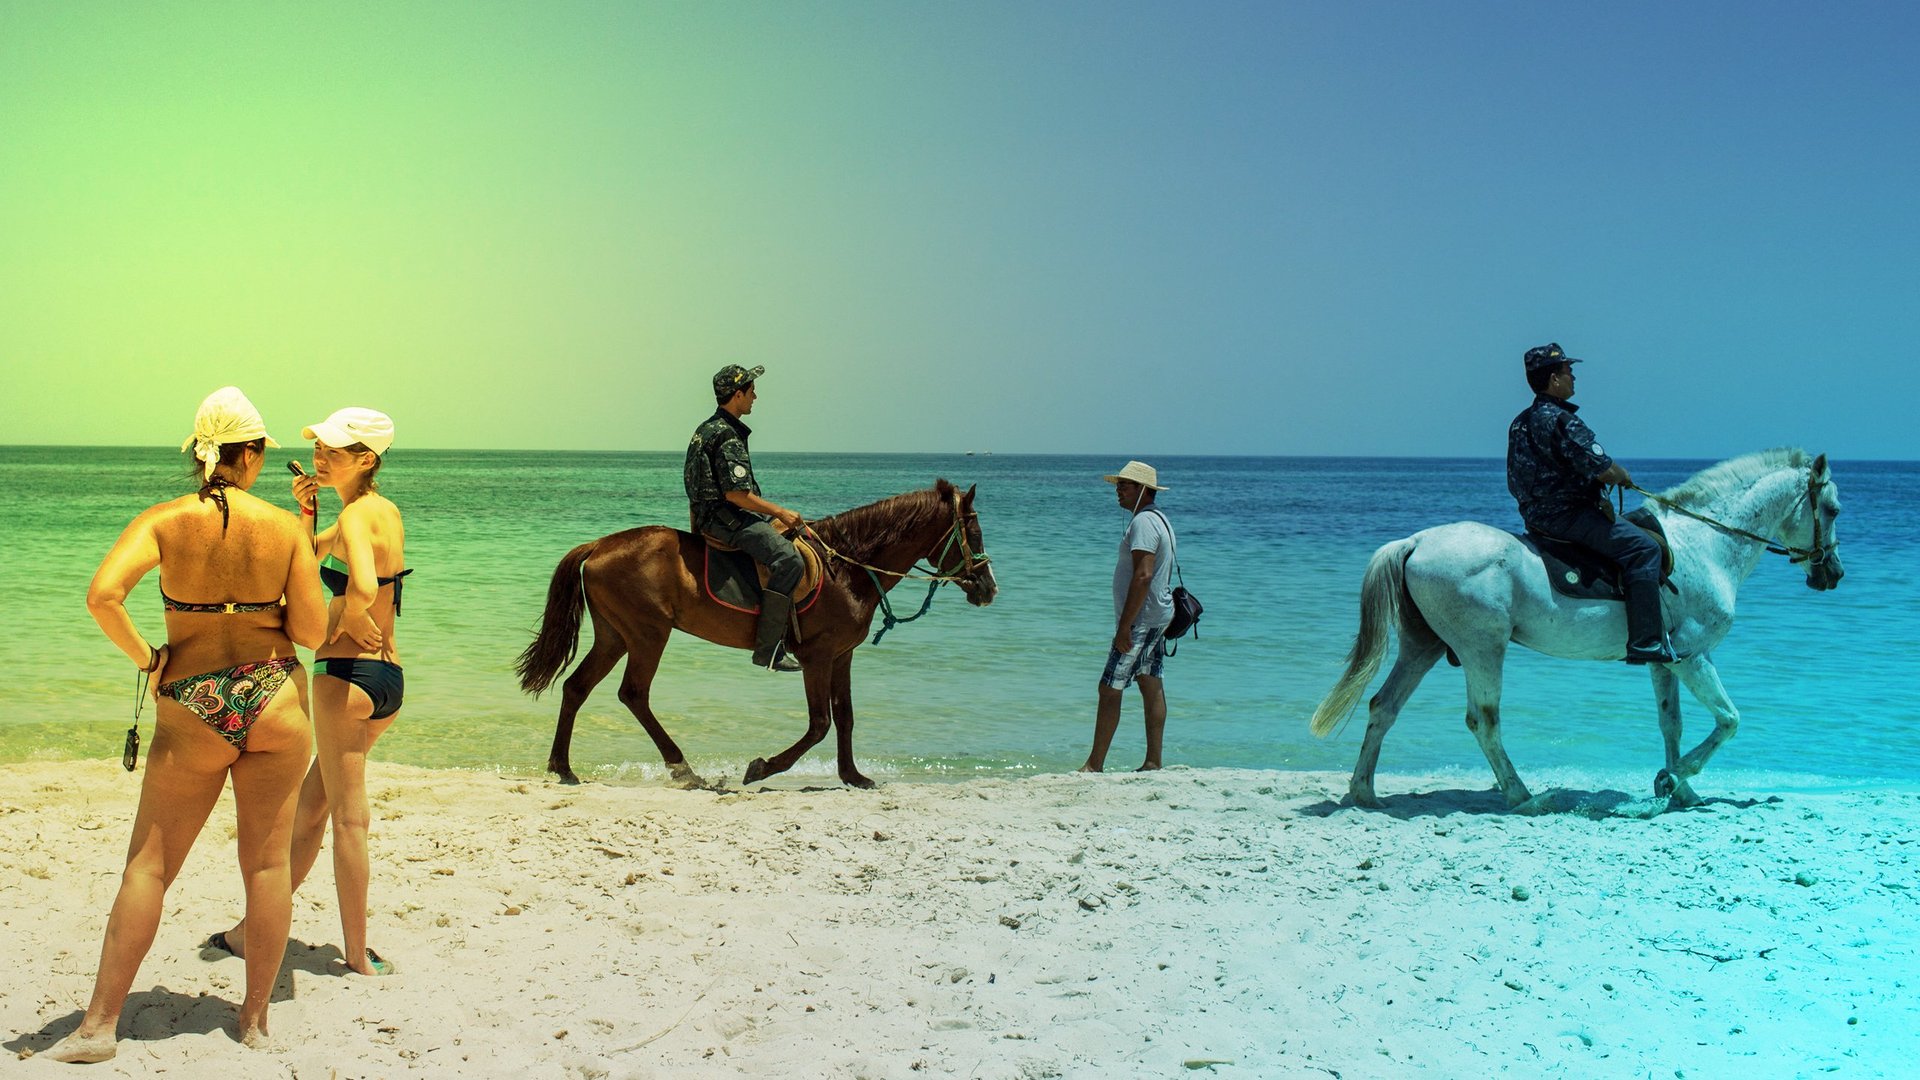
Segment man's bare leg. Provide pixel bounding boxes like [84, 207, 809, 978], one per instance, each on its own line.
[1136, 675, 1166, 770]
[1080, 685, 1126, 772]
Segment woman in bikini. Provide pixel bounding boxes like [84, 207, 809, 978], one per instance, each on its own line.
[212, 407, 406, 977]
[49, 387, 326, 1063]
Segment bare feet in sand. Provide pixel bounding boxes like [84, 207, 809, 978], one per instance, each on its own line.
[43, 1030, 117, 1064]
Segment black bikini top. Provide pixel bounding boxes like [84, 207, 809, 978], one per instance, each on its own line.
[319, 555, 412, 615]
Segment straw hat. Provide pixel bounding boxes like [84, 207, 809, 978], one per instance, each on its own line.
[1101, 460, 1167, 491]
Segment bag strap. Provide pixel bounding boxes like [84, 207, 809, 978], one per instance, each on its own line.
[1143, 507, 1184, 588]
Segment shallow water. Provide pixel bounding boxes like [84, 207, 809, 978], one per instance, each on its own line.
[3, 447, 1915, 789]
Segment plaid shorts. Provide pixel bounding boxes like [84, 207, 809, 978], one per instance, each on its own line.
[1101, 623, 1167, 690]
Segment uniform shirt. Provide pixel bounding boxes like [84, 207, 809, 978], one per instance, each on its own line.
[684, 409, 761, 535]
[1114, 507, 1175, 630]
[1506, 394, 1615, 527]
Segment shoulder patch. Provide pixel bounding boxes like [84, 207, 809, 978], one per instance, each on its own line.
[1591, 444, 1605, 456]
[732, 464, 747, 478]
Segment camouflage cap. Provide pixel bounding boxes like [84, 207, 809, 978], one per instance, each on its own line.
[1523, 342, 1583, 374]
[712, 364, 766, 398]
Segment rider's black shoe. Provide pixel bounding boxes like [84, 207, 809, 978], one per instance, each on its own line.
[1623, 636, 1678, 665]
[752, 591, 803, 672]
[753, 645, 803, 673]
[1622, 579, 1678, 665]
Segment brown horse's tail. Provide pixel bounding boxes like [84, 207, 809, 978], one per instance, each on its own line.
[1310, 536, 1416, 737]
[515, 541, 597, 697]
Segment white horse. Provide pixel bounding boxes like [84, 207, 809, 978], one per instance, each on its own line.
[1311, 449, 1844, 811]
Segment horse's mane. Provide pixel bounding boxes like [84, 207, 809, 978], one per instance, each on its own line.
[1658, 448, 1810, 508]
[811, 479, 958, 559]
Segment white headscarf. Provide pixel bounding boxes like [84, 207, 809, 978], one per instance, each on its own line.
[181, 386, 279, 480]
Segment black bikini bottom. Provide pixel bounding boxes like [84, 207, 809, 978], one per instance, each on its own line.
[319, 659, 405, 721]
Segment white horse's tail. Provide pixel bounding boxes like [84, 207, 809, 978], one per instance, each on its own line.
[1310, 536, 1417, 737]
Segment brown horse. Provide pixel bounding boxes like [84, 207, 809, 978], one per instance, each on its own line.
[515, 479, 996, 789]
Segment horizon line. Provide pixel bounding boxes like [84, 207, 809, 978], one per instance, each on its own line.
[4, 444, 1913, 465]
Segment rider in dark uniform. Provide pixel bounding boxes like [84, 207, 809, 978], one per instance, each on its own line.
[1507, 342, 1677, 664]
[685, 364, 806, 672]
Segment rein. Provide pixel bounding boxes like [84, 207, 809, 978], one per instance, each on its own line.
[803, 492, 991, 644]
[1625, 471, 1829, 565]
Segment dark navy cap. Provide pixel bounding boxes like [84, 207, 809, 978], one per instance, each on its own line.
[713, 364, 766, 397]
[1523, 342, 1582, 374]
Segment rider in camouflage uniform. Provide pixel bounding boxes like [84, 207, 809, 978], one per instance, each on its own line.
[1507, 342, 1676, 664]
[685, 364, 806, 672]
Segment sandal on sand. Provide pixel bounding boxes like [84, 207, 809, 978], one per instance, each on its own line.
[360, 948, 396, 976]
[202, 931, 237, 958]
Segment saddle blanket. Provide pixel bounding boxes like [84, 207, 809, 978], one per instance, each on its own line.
[698, 534, 825, 615]
[1516, 506, 1675, 602]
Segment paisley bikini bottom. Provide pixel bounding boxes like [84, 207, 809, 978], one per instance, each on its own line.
[157, 657, 301, 750]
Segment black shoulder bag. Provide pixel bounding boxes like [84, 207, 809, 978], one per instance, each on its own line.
[1146, 509, 1202, 652]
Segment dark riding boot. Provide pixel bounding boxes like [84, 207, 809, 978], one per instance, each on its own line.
[1622, 578, 1678, 665]
[753, 591, 803, 672]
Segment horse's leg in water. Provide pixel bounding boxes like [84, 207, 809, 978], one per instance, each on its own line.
[615, 626, 699, 788]
[744, 659, 834, 786]
[827, 650, 872, 789]
[1649, 664, 1701, 807]
[547, 612, 623, 784]
[1657, 653, 1738, 806]
[1459, 645, 1532, 808]
[1349, 635, 1446, 807]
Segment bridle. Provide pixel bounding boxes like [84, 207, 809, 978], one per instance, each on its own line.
[807, 491, 990, 584]
[1626, 468, 1838, 569]
[925, 494, 992, 584]
[804, 491, 993, 643]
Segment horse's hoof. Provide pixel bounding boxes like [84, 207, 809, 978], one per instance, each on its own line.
[743, 758, 771, 785]
[1653, 769, 1676, 798]
[548, 765, 581, 786]
[1664, 776, 1704, 809]
[1348, 787, 1383, 809]
[667, 764, 707, 791]
[842, 773, 876, 790]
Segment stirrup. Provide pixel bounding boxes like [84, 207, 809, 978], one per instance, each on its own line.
[1623, 636, 1678, 665]
[753, 645, 802, 673]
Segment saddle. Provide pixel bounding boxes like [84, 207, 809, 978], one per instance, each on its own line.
[1517, 507, 1676, 601]
[697, 532, 825, 615]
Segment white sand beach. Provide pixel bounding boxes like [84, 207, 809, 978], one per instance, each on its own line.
[4, 761, 1914, 1077]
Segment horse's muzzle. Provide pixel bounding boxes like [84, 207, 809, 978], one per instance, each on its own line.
[962, 566, 998, 606]
[1807, 552, 1844, 591]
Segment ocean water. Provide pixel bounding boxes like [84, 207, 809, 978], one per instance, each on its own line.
[3, 447, 1915, 790]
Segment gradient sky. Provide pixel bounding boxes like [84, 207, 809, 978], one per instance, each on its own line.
[2, 1, 1913, 458]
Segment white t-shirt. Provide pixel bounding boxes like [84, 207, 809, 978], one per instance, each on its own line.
[1114, 507, 1175, 629]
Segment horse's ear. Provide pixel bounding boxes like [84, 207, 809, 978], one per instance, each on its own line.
[962, 484, 977, 510]
[1812, 453, 1830, 481]
[934, 478, 955, 499]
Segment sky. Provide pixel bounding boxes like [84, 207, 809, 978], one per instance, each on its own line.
[1, 1, 1914, 459]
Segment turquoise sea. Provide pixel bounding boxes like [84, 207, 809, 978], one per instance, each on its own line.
[3, 447, 1915, 790]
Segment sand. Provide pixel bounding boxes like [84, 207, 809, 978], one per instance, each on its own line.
[3, 760, 1914, 1078]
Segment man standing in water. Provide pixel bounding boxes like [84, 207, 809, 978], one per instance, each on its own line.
[1081, 460, 1176, 772]
[1507, 342, 1676, 664]
[685, 364, 806, 672]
